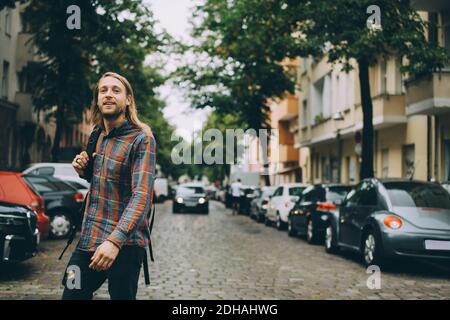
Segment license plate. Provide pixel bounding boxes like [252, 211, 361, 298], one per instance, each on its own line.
[424, 240, 450, 251]
[185, 202, 197, 207]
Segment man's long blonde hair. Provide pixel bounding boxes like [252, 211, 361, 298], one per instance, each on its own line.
[90, 71, 151, 135]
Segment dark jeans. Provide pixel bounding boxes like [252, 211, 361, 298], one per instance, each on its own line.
[61, 246, 146, 300]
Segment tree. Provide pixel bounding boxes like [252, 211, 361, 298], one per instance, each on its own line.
[182, 0, 448, 180]
[22, 0, 165, 162]
[176, 0, 298, 185]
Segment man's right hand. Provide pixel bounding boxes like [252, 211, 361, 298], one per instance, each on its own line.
[72, 151, 90, 176]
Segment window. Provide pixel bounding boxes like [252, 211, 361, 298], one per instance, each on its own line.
[301, 100, 308, 128]
[1, 61, 10, 99]
[380, 58, 387, 95]
[445, 140, 450, 181]
[382, 148, 389, 178]
[357, 182, 378, 207]
[347, 156, 356, 183]
[301, 186, 325, 202]
[326, 186, 352, 203]
[36, 167, 55, 176]
[273, 187, 283, 197]
[288, 187, 306, 197]
[402, 144, 415, 179]
[385, 182, 450, 209]
[428, 12, 438, 47]
[5, 9, 11, 36]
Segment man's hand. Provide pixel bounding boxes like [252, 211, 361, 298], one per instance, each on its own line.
[72, 151, 97, 176]
[89, 240, 120, 271]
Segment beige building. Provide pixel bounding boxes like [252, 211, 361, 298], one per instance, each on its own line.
[0, 3, 93, 171]
[297, 0, 450, 184]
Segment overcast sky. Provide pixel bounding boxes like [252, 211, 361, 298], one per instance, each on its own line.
[144, 0, 211, 142]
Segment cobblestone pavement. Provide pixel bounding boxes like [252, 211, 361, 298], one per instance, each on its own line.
[1, 200, 449, 300]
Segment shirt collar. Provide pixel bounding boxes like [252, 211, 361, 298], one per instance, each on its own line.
[103, 119, 131, 138]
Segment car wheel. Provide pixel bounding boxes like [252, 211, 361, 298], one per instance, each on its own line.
[306, 219, 318, 244]
[172, 204, 179, 213]
[49, 211, 73, 239]
[325, 224, 339, 254]
[288, 217, 297, 237]
[363, 230, 384, 267]
[276, 212, 286, 230]
[264, 215, 271, 226]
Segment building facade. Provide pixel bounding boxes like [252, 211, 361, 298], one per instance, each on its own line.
[0, 3, 93, 171]
[296, 1, 450, 184]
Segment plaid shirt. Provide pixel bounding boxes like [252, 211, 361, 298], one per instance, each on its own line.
[77, 120, 156, 251]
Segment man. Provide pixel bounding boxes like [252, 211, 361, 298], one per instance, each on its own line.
[230, 178, 242, 215]
[62, 72, 156, 300]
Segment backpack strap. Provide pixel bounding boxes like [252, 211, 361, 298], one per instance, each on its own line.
[142, 188, 156, 285]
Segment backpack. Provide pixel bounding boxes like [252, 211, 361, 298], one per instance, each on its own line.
[58, 127, 156, 285]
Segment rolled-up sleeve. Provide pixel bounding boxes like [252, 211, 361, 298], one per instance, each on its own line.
[107, 132, 156, 249]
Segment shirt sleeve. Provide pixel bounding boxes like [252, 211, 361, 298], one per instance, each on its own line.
[107, 132, 156, 249]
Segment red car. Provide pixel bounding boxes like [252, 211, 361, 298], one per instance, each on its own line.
[0, 172, 50, 240]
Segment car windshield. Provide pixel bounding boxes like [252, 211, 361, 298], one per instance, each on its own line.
[178, 186, 204, 194]
[326, 186, 352, 202]
[24, 176, 75, 193]
[57, 166, 77, 176]
[384, 182, 450, 209]
[289, 187, 306, 196]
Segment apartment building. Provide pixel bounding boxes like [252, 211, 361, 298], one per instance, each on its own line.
[0, 3, 93, 171]
[296, 0, 450, 184]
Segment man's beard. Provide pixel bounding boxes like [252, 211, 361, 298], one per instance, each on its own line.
[102, 106, 124, 121]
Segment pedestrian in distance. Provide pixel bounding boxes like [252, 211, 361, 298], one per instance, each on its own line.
[230, 178, 242, 215]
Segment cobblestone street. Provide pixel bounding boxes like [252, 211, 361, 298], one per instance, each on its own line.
[1, 200, 449, 300]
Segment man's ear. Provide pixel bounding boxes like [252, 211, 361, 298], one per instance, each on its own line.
[126, 95, 132, 107]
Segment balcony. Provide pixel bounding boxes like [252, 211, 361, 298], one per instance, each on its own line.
[405, 71, 450, 116]
[279, 144, 299, 162]
[275, 94, 299, 121]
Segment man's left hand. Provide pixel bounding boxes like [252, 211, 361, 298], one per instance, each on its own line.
[89, 240, 120, 271]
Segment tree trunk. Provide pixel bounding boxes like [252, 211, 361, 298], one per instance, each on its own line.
[51, 107, 64, 162]
[258, 129, 271, 186]
[357, 58, 374, 180]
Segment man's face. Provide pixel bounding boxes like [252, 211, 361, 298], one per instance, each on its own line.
[97, 76, 131, 120]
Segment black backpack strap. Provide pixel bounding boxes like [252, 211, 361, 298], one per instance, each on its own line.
[143, 191, 156, 285]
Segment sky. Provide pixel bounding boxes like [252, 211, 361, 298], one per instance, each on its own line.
[144, 0, 211, 142]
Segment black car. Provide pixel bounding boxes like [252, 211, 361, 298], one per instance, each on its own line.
[172, 183, 209, 214]
[0, 201, 39, 263]
[288, 184, 352, 243]
[22, 175, 84, 239]
[238, 186, 260, 215]
[325, 178, 450, 267]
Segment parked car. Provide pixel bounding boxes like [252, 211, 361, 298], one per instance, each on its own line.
[324, 178, 450, 267]
[250, 186, 277, 222]
[154, 178, 169, 203]
[441, 181, 450, 194]
[238, 186, 261, 215]
[0, 172, 50, 240]
[288, 184, 352, 243]
[265, 183, 309, 230]
[204, 184, 219, 201]
[172, 183, 209, 214]
[0, 201, 40, 263]
[23, 163, 90, 197]
[22, 175, 84, 239]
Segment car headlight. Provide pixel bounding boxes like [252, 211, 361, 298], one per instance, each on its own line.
[176, 197, 184, 204]
[262, 204, 268, 210]
[198, 197, 205, 204]
[384, 216, 403, 230]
